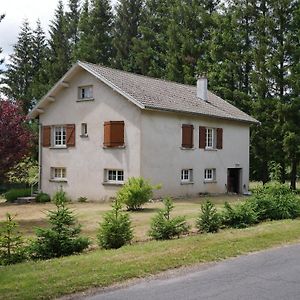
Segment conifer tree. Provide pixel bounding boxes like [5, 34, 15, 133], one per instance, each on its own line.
[113, 0, 144, 70]
[1, 19, 34, 113]
[0, 14, 4, 73]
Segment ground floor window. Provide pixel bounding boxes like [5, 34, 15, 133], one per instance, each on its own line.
[204, 168, 216, 182]
[105, 169, 124, 183]
[51, 167, 66, 180]
[181, 169, 193, 183]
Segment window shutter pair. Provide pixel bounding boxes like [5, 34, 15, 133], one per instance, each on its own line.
[104, 121, 125, 147]
[199, 126, 223, 149]
[42, 124, 75, 147]
[182, 124, 194, 148]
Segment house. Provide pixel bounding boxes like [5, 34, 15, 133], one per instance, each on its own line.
[28, 61, 259, 201]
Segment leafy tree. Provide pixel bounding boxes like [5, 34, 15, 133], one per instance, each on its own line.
[0, 213, 27, 265]
[1, 20, 34, 113]
[149, 197, 190, 240]
[98, 198, 133, 249]
[113, 0, 144, 70]
[0, 100, 32, 182]
[29, 189, 90, 259]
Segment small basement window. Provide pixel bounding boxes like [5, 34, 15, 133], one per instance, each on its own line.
[51, 167, 67, 181]
[104, 169, 124, 184]
[204, 168, 216, 182]
[181, 169, 193, 183]
[78, 85, 93, 100]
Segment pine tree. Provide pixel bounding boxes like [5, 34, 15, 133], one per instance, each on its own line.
[113, 0, 144, 71]
[46, 0, 71, 86]
[66, 0, 81, 61]
[0, 14, 5, 73]
[1, 19, 34, 113]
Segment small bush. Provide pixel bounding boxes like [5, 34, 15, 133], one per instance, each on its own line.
[222, 201, 258, 229]
[98, 199, 133, 249]
[117, 177, 161, 210]
[35, 192, 51, 203]
[149, 197, 190, 240]
[249, 183, 300, 221]
[4, 188, 31, 202]
[0, 213, 27, 265]
[29, 189, 90, 259]
[78, 197, 87, 203]
[196, 201, 221, 233]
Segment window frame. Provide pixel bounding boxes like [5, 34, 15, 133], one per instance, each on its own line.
[53, 125, 66, 148]
[78, 85, 93, 100]
[81, 123, 88, 137]
[181, 169, 193, 183]
[205, 128, 215, 149]
[51, 167, 67, 181]
[105, 169, 124, 184]
[204, 168, 216, 182]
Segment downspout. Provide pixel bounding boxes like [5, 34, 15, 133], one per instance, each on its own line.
[38, 117, 42, 192]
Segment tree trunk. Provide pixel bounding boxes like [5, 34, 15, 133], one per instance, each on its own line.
[290, 159, 298, 190]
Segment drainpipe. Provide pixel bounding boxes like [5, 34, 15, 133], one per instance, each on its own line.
[38, 118, 42, 192]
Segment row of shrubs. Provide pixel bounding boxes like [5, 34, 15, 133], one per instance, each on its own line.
[1, 179, 299, 266]
[4, 188, 51, 203]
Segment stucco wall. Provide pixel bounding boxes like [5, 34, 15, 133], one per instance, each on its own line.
[39, 69, 141, 200]
[140, 110, 250, 198]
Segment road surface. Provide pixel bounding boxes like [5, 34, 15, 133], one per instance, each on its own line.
[85, 243, 300, 300]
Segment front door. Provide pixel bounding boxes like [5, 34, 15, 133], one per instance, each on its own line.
[227, 168, 241, 193]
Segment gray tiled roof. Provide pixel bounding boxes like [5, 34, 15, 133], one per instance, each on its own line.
[80, 62, 258, 124]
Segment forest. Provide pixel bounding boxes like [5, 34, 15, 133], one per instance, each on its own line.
[0, 0, 299, 188]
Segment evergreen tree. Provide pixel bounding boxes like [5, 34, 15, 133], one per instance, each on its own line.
[46, 0, 71, 86]
[0, 14, 5, 73]
[1, 19, 34, 113]
[113, 0, 144, 71]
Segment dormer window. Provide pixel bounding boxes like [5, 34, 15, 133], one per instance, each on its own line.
[78, 85, 93, 100]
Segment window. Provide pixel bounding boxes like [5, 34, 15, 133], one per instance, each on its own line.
[204, 168, 216, 182]
[205, 128, 215, 149]
[54, 126, 66, 147]
[181, 124, 194, 148]
[78, 85, 93, 100]
[51, 167, 66, 180]
[104, 121, 125, 147]
[81, 123, 88, 137]
[181, 169, 193, 183]
[105, 169, 124, 183]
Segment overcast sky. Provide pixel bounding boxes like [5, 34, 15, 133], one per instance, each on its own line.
[0, 0, 116, 66]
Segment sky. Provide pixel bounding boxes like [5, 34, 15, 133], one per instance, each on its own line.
[0, 0, 116, 66]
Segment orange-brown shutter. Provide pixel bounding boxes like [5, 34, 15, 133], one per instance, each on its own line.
[104, 121, 124, 147]
[199, 126, 206, 149]
[42, 126, 51, 147]
[216, 128, 223, 149]
[66, 124, 76, 147]
[182, 124, 193, 148]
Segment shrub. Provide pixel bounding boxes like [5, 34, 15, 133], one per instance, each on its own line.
[78, 196, 87, 203]
[29, 189, 90, 259]
[249, 183, 300, 221]
[196, 201, 221, 233]
[149, 197, 190, 240]
[117, 177, 160, 211]
[0, 213, 27, 265]
[222, 201, 258, 229]
[98, 199, 133, 249]
[35, 192, 51, 203]
[4, 188, 31, 202]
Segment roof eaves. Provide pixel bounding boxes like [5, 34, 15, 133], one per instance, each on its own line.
[78, 61, 145, 110]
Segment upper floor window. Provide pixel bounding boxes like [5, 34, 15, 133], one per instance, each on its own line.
[78, 85, 93, 100]
[199, 126, 223, 150]
[81, 123, 88, 137]
[54, 126, 66, 147]
[205, 128, 215, 149]
[181, 124, 194, 149]
[103, 121, 125, 147]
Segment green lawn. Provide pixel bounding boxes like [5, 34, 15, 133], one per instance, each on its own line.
[1, 219, 300, 300]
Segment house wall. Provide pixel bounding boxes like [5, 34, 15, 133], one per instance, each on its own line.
[39, 69, 141, 201]
[140, 110, 250, 198]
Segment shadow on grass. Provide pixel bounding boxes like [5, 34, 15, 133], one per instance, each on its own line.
[129, 207, 160, 214]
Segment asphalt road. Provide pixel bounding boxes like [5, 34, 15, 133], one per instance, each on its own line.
[85, 244, 300, 300]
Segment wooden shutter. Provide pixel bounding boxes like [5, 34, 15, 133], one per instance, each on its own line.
[66, 124, 76, 147]
[199, 126, 206, 149]
[42, 126, 51, 147]
[104, 121, 124, 147]
[216, 128, 223, 149]
[182, 124, 193, 148]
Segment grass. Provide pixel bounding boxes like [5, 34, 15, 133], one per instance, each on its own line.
[0, 195, 243, 241]
[1, 219, 300, 300]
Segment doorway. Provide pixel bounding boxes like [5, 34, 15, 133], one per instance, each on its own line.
[227, 168, 241, 194]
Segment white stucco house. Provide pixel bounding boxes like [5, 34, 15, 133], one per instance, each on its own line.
[28, 61, 259, 201]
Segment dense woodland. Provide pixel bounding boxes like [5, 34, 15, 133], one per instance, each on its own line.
[0, 0, 299, 188]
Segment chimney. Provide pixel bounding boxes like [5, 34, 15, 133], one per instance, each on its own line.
[197, 76, 207, 101]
